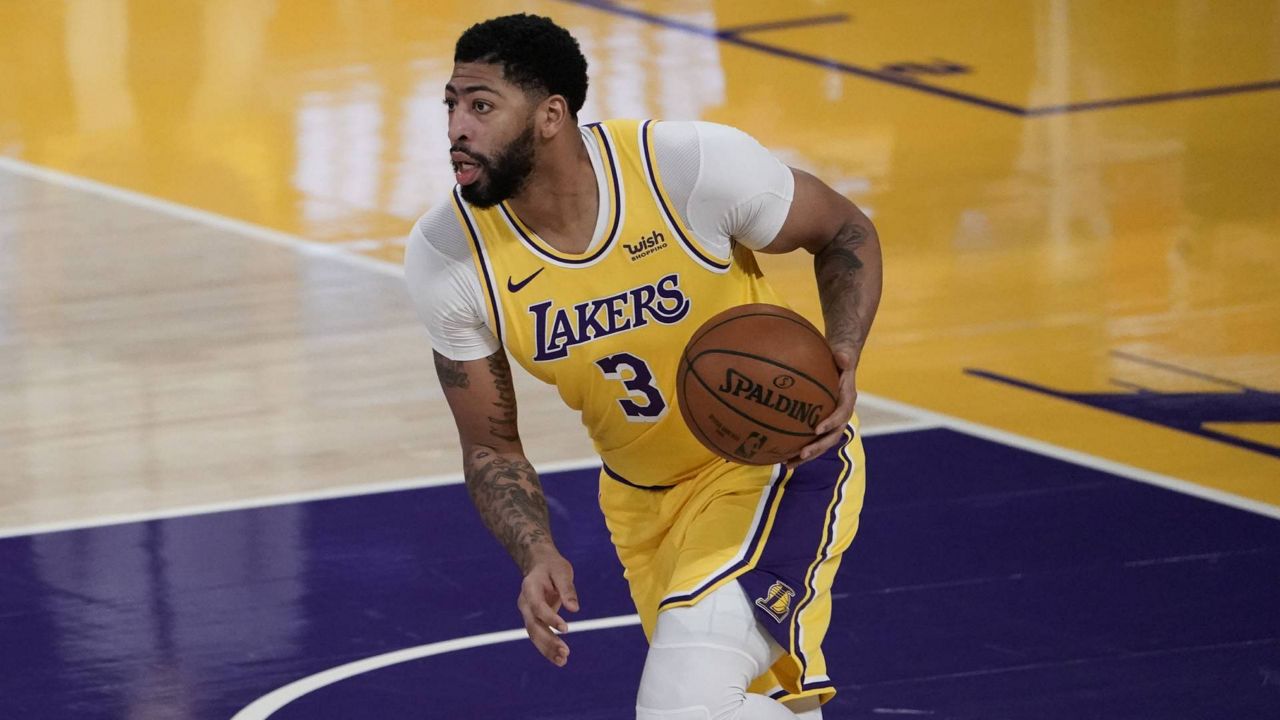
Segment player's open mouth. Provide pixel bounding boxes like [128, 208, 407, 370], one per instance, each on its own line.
[451, 153, 482, 186]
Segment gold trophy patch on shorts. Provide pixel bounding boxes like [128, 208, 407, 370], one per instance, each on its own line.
[755, 580, 797, 623]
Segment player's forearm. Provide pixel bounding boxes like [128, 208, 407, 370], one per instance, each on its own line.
[813, 216, 882, 362]
[463, 444, 558, 574]
[432, 349, 555, 571]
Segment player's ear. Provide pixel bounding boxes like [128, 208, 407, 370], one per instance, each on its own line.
[537, 94, 571, 138]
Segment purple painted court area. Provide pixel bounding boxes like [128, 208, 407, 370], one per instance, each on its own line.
[2, 429, 1278, 719]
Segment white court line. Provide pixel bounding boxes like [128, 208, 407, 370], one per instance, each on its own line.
[858, 394, 1280, 521]
[1, 156, 1276, 538]
[0, 421, 939, 539]
[0, 155, 403, 278]
[229, 613, 643, 720]
[0, 457, 604, 540]
[859, 418, 939, 437]
[0, 422, 938, 540]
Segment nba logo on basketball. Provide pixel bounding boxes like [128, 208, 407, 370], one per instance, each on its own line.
[755, 580, 797, 623]
[734, 431, 769, 460]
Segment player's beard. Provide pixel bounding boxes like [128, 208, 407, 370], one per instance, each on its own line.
[457, 120, 537, 208]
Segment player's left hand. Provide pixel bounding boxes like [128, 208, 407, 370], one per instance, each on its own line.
[786, 346, 857, 467]
[517, 548, 579, 668]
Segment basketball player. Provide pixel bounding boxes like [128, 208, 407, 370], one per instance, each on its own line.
[405, 14, 881, 720]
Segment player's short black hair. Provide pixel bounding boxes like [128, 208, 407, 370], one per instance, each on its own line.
[455, 14, 589, 117]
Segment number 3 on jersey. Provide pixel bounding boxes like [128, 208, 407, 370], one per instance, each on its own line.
[594, 352, 666, 422]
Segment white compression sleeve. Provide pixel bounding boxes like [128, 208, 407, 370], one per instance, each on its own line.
[636, 581, 818, 720]
[651, 121, 796, 258]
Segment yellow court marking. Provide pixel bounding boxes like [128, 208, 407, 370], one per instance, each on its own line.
[2, 1, 1277, 517]
[1204, 423, 1280, 452]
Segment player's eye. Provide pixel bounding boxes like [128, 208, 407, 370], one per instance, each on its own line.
[474, 100, 492, 113]
[443, 98, 456, 112]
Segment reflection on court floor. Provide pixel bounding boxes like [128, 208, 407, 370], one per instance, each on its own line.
[3, 427, 1276, 719]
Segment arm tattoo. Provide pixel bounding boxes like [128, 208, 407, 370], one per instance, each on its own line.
[465, 447, 551, 572]
[813, 220, 876, 354]
[486, 352, 519, 442]
[433, 351, 469, 389]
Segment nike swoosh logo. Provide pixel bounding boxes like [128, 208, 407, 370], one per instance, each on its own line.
[506, 267, 545, 293]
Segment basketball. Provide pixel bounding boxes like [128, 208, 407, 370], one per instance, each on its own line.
[678, 303, 840, 465]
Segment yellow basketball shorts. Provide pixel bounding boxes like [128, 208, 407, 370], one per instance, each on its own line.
[598, 424, 866, 704]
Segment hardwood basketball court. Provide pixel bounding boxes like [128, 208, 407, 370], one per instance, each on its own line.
[1, 2, 1277, 717]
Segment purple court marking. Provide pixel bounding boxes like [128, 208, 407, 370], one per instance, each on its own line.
[722, 34, 1025, 115]
[716, 14, 850, 38]
[1110, 350, 1258, 392]
[967, 363, 1280, 460]
[3, 429, 1280, 718]
[556, 0, 1024, 116]
[556, 0, 1280, 116]
[1022, 79, 1280, 115]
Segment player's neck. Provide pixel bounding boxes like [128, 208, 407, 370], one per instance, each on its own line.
[507, 131, 597, 254]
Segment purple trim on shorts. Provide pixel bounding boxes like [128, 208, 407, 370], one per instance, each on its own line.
[769, 678, 835, 700]
[737, 427, 857, 682]
[658, 465, 787, 609]
[601, 463, 672, 491]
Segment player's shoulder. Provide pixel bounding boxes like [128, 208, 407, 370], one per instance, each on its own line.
[646, 119, 763, 153]
[411, 198, 462, 245]
[408, 197, 472, 263]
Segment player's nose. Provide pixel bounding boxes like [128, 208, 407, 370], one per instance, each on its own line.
[447, 113, 472, 147]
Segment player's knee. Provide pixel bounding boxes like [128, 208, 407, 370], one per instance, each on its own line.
[637, 640, 795, 720]
[636, 583, 786, 720]
[636, 641, 749, 719]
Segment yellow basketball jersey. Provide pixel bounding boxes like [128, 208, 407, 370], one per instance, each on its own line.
[450, 119, 785, 484]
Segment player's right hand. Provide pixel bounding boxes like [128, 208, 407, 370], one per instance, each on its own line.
[787, 345, 858, 467]
[517, 547, 580, 667]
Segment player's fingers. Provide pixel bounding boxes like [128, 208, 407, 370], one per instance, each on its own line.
[834, 375, 858, 424]
[526, 591, 569, 634]
[518, 590, 572, 666]
[814, 386, 855, 435]
[523, 615, 571, 666]
[519, 579, 567, 634]
[789, 424, 845, 466]
[814, 365, 857, 436]
[550, 565, 580, 613]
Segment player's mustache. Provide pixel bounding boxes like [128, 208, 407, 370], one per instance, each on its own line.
[450, 145, 491, 169]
